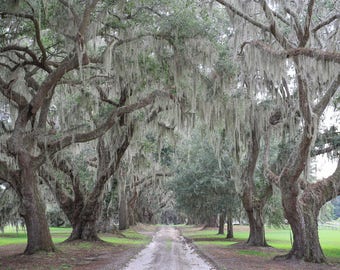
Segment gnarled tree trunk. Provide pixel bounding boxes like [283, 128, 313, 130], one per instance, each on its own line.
[279, 159, 340, 262]
[245, 202, 268, 246]
[45, 133, 130, 241]
[19, 156, 55, 254]
[66, 199, 102, 241]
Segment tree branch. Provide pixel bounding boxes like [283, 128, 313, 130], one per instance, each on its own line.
[78, 0, 100, 36]
[214, 0, 269, 32]
[308, 158, 340, 206]
[300, 0, 315, 47]
[313, 74, 340, 117]
[312, 14, 340, 33]
[284, 7, 304, 41]
[263, 128, 279, 186]
[272, 10, 289, 26]
[42, 90, 174, 154]
[0, 45, 40, 65]
[96, 86, 119, 106]
[126, 6, 162, 19]
[311, 145, 339, 157]
[239, 40, 340, 64]
[0, 76, 28, 107]
[30, 54, 87, 115]
[0, 12, 48, 64]
[258, 0, 292, 50]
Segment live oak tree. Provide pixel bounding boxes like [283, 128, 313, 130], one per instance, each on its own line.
[227, 84, 274, 246]
[0, 0, 104, 254]
[214, 0, 340, 262]
[0, 0, 176, 254]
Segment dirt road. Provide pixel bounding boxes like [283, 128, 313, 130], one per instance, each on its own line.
[123, 226, 215, 270]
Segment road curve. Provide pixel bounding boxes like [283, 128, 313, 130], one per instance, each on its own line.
[123, 226, 215, 270]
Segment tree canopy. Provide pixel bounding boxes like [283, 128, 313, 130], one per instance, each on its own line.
[0, 0, 339, 264]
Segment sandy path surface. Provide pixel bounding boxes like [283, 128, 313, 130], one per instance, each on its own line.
[123, 226, 215, 270]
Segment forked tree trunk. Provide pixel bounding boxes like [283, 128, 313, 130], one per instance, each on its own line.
[66, 205, 101, 241]
[226, 210, 233, 239]
[50, 169, 101, 241]
[218, 212, 226, 234]
[279, 180, 304, 259]
[245, 205, 268, 246]
[279, 180, 326, 262]
[19, 161, 55, 254]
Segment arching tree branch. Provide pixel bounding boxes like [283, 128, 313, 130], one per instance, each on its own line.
[308, 158, 340, 205]
[258, 0, 292, 50]
[284, 7, 304, 41]
[0, 11, 48, 64]
[214, 0, 269, 32]
[0, 76, 28, 107]
[312, 14, 340, 33]
[239, 40, 340, 64]
[41, 90, 175, 154]
[314, 74, 340, 117]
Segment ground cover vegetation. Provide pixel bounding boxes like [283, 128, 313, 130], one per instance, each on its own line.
[0, 0, 339, 267]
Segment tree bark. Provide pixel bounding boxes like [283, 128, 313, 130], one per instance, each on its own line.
[66, 204, 101, 241]
[19, 157, 55, 254]
[278, 182, 325, 262]
[301, 192, 325, 263]
[245, 203, 268, 246]
[226, 210, 233, 239]
[241, 119, 271, 246]
[218, 212, 226, 235]
[278, 160, 340, 262]
[127, 190, 138, 226]
[119, 187, 128, 230]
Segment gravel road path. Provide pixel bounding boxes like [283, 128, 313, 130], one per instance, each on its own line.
[123, 226, 215, 270]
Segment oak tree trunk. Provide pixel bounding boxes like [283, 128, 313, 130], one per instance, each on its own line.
[66, 202, 101, 241]
[226, 210, 233, 239]
[119, 189, 128, 230]
[218, 212, 226, 234]
[241, 120, 271, 246]
[19, 160, 55, 254]
[246, 206, 268, 246]
[279, 180, 326, 262]
[301, 199, 325, 263]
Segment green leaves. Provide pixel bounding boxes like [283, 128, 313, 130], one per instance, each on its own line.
[169, 130, 238, 222]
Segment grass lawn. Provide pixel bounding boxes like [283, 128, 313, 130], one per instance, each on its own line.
[103, 229, 150, 245]
[0, 226, 150, 247]
[182, 225, 340, 261]
[2, 224, 340, 262]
